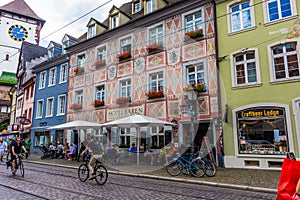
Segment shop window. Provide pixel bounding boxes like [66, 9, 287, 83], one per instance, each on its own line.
[237, 107, 289, 155]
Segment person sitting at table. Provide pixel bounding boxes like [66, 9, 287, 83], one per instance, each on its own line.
[165, 143, 177, 163]
[111, 144, 120, 165]
[63, 143, 69, 159]
[129, 143, 137, 162]
[66, 143, 76, 160]
[49, 143, 56, 159]
[56, 142, 63, 158]
[143, 144, 154, 165]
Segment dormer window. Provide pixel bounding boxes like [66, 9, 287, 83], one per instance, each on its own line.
[111, 15, 119, 29]
[48, 47, 54, 58]
[146, 0, 156, 14]
[134, 2, 141, 13]
[88, 25, 96, 39]
[62, 41, 68, 54]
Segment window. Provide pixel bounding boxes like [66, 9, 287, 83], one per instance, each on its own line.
[96, 45, 107, 62]
[120, 36, 132, 54]
[271, 42, 299, 80]
[57, 95, 66, 115]
[184, 10, 203, 33]
[95, 85, 105, 101]
[151, 126, 165, 148]
[146, 0, 156, 14]
[30, 85, 34, 98]
[36, 100, 43, 118]
[48, 67, 56, 86]
[77, 54, 86, 68]
[267, 0, 292, 22]
[88, 25, 96, 39]
[25, 88, 29, 100]
[59, 64, 68, 83]
[39, 71, 46, 89]
[120, 128, 131, 147]
[75, 90, 83, 105]
[134, 2, 141, 13]
[119, 79, 131, 98]
[149, 71, 164, 91]
[46, 97, 54, 117]
[149, 24, 164, 45]
[230, 1, 252, 32]
[48, 47, 54, 58]
[62, 40, 68, 54]
[1, 106, 8, 113]
[187, 63, 205, 85]
[234, 51, 257, 85]
[28, 108, 32, 120]
[111, 15, 119, 29]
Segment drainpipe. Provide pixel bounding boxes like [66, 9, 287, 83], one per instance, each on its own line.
[213, 0, 225, 167]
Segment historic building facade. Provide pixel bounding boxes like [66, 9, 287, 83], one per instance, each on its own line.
[216, 0, 300, 169]
[66, 0, 221, 162]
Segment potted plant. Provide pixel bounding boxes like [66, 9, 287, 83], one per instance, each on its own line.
[146, 89, 164, 99]
[69, 103, 82, 110]
[117, 51, 131, 62]
[94, 100, 104, 107]
[183, 82, 207, 93]
[73, 66, 84, 74]
[93, 59, 106, 68]
[184, 29, 204, 41]
[146, 42, 163, 54]
[116, 96, 131, 105]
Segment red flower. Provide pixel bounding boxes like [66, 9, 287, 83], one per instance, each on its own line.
[146, 42, 163, 52]
[117, 51, 131, 60]
[146, 89, 164, 99]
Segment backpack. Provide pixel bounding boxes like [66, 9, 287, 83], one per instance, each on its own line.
[89, 140, 102, 154]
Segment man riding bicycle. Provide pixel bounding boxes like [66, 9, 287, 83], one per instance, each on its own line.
[11, 137, 27, 174]
[81, 135, 102, 180]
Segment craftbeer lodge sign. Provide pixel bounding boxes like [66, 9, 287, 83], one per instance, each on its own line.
[237, 107, 284, 118]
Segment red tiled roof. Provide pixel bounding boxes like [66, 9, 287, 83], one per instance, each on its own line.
[0, 0, 45, 23]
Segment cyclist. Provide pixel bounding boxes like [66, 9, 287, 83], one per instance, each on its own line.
[80, 135, 102, 180]
[11, 137, 27, 174]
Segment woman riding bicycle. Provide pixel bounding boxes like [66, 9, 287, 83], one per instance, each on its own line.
[11, 137, 27, 174]
[80, 135, 102, 180]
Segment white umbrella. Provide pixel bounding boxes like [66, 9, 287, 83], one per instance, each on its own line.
[48, 120, 102, 130]
[100, 114, 176, 165]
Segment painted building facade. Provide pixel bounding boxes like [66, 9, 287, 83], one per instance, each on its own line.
[66, 0, 222, 161]
[216, 0, 300, 169]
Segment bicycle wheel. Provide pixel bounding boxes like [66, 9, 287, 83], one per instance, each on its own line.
[19, 161, 24, 177]
[165, 160, 182, 176]
[205, 159, 216, 177]
[95, 164, 108, 185]
[190, 158, 205, 178]
[78, 164, 89, 182]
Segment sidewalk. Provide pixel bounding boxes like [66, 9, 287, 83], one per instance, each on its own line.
[25, 152, 279, 193]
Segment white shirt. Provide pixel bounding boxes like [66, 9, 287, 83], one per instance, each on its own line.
[0, 141, 7, 151]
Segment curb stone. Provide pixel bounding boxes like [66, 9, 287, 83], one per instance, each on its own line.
[25, 160, 277, 194]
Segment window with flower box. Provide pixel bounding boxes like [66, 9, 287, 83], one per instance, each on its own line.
[94, 45, 107, 68]
[118, 36, 132, 62]
[147, 24, 164, 53]
[271, 42, 299, 81]
[183, 8, 204, 40]
[186, 63, 206, 90]
[117, 79, 131, 104]
[75, 53, 86, 73]
[94, 84, 105, 107]
[75, 90, 83, 105]
[147, 71, 164, 99]
[229, 1, 253, 33]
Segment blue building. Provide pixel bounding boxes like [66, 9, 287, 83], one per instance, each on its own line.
[31, 35, 77, 148]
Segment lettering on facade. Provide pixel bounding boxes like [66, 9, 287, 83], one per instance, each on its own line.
[239, 109, 282, 118]
[107, 105, 145, 121]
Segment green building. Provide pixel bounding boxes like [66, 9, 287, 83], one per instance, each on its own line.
[216, 0, 300, 169]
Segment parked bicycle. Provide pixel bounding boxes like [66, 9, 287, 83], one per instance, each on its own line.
[6, 153, 25, 177]
[78, 153, 108, 185]
[165, 152, 206, 178]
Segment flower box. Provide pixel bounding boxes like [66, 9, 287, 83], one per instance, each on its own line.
[146, 42, 163, 54]
[184, 29, 204, 41]
[183, 82, 207, 93]
[73, 66, 84, 74]
[69, 103, 82, 110]
[93, 60, 106, 68]
[116, 96, 131, 105]
[146, 89, 164, 99]
[117, 51, 131, 62]
[94, 100, 104, 107]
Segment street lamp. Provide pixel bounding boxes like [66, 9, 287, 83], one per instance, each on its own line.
[180, 86, 199, 153]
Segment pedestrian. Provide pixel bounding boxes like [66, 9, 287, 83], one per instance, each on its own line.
[0, 138, 7, 161]
[25, 138, 32, 159]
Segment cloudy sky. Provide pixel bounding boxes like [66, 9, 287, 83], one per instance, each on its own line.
[1, 0, 127, 47]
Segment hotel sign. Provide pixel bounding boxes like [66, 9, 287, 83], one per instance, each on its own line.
[107, 105, 145, 121]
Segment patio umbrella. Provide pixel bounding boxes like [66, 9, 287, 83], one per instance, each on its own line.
[100, 114, 176, 165]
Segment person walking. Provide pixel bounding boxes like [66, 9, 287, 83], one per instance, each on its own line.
[25, 139, 32, 159]
[0, 138, 7, 161]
